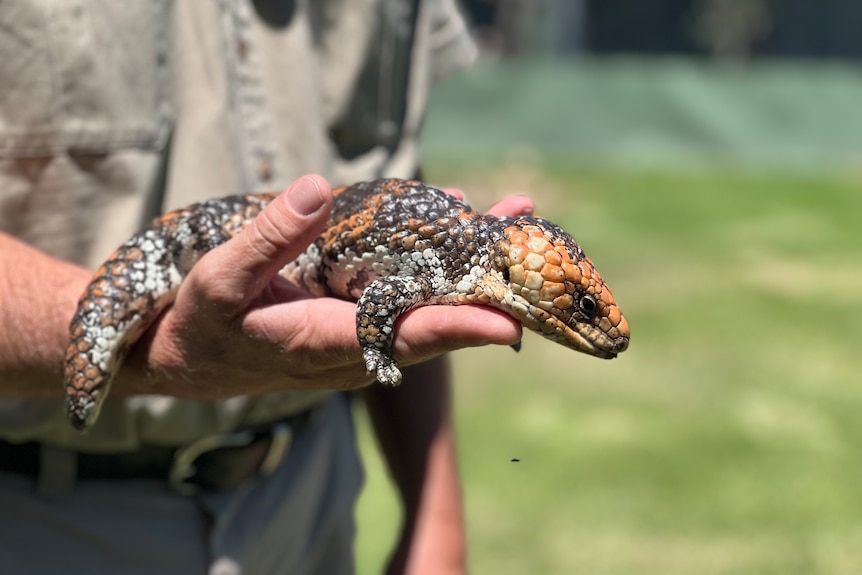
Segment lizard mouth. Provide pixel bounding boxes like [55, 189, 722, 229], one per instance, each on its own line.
[555, 320, 629, 360]
[491, 294, 629, 360]
[587, 346, 618, 360]
[575, 336, 619, 360]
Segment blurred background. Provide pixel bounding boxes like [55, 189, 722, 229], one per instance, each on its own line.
[357, 1, 862, 573]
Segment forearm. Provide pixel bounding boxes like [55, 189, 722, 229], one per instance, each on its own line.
[0, 233, 92, 395]
[363, 355, 466, 574]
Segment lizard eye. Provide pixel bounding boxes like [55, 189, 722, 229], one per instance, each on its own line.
[579, 294, 597, 317]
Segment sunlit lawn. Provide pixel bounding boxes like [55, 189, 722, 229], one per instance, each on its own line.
[355, 163, 862, 574]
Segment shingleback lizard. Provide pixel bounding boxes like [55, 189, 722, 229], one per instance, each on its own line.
[63, 178, 630, 430]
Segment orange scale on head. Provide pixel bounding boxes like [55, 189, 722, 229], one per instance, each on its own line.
[556, 245, 577, 264]
[540, 263, 565, 283]
[544, 250, 563, 266]
[562, 262, 581, 284]
[507, 229, 529, 245]
[553, 293, 574, 310]
[507, 245, 527, 265]
[607, 305, 622, 327]
[599, 285, 614, 304]
[540, 281, 566, 300]
[525, 237, 550, 255]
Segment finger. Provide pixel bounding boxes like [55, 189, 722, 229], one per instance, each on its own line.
[254, 295, 359, 354]
[486, 195, 534, 218]
[393, 305, 523, 363]
[441, 187, 465, 201]
[191, 175, 333, 311]
[254, 297, 522, 373]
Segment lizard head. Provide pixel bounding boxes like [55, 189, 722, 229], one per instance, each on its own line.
[492, 217, 629, 359]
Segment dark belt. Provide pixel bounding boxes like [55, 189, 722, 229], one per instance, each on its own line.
[0, 409, 314, 494]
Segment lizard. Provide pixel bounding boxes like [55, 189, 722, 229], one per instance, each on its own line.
[63, 178, 630, 430]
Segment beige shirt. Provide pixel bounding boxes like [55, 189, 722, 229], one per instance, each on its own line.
[0, 0, 475, 450]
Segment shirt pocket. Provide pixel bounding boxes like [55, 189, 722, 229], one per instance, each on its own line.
[0, 0, 172, 157]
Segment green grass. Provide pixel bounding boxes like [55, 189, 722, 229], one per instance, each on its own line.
[355, 163, 862, 574]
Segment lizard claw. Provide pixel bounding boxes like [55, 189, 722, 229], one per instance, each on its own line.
[510, 341, 522, 353]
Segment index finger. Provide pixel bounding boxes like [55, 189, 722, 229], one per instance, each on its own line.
[392, 304, 523, 364]
[188, 175, 333, 313]
[487, 195, 534, 218]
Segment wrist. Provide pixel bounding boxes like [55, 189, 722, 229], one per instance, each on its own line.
[0, 234, 91, 396]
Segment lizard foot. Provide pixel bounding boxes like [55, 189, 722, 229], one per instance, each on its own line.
[363, 349, 403, 386]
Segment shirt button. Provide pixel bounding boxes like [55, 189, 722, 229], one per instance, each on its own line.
[378, 120, 398, 141]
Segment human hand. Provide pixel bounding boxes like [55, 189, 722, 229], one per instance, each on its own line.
[119, 175, 534, 399]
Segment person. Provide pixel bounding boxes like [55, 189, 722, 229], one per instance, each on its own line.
[0, 2, 533, 574]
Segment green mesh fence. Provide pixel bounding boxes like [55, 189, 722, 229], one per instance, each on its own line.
[421, 58, 862, 171]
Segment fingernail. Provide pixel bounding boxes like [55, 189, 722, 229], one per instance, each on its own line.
[286, 176, 325, 215]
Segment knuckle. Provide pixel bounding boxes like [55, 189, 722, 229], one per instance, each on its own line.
[244, 207, 297, 261]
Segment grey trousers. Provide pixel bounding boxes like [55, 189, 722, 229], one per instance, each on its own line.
[0, 394, 363, 575]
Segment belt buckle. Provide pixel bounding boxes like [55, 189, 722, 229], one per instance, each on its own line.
[258, 422, 293, 476]
[168, 423, 293, 495]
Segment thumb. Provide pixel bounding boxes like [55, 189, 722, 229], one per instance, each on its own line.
[191, 175, 333, 312]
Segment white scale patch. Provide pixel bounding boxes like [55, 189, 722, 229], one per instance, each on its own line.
[282, 244, 327, 296]
[455, 265, 487, 293]
[324, 246, 417, 295]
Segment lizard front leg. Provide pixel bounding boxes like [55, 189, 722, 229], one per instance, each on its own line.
[356, 276, 437, 386]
